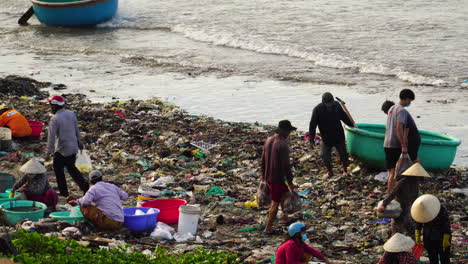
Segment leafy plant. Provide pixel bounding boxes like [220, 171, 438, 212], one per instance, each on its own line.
[8, 230, 240, 264]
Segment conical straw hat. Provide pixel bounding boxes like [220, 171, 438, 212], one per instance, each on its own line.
[383, 233, 415, 253]
[411, 194, 441, 223]
[20, 158, 46, 174]
[402, 163, 430, 177]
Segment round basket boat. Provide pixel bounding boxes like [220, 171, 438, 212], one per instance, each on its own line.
[345, 123, 461, 171]
[31, 0, 118, 27]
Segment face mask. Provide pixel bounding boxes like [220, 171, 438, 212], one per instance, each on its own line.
[405, 102, 411, 107]
[302, 234, 308, 242]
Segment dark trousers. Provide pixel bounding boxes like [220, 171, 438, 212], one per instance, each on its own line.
[53, 152, 89, 196]
[391, 204, 416, 238]
[320, 141, 348, 166]
[425, 239, 450, 264]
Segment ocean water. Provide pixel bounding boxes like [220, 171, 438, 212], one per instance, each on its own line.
[0, 0, 467, 166]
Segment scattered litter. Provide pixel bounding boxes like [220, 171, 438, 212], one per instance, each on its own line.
[190, 141, 218, 151]
[174, 232, 195, 242]
[374, 172, 388, 182]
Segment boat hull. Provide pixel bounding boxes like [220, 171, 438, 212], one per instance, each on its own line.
[31, 0, 118, 27]
[345, 123, 461, 171]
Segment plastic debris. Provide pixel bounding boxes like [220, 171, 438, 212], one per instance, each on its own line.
[150, 222, 174, 240]
[374, 172, 388, 182]
[134, 209, 145, 216]
[174, 232, 195, 242]
[205, 186, 225, 196]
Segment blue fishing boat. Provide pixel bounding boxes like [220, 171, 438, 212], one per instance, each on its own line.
[30, 0, 118, 27]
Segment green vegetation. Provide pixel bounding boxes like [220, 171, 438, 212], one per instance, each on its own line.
[5, 230, 240, 264]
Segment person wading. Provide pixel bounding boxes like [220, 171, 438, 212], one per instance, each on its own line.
[384, 89, 420, 194]
[47, 95, 89, 197]
[262, 120, 297, 234]
[309, 92, 354, 177]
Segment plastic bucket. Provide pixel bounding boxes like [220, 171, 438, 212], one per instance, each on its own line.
[141, 199, 187, 224]
[178, 205, 201, 235]
[0, 127, 12, 140]
[123, 207, 160, 232]
[50, 210, 85, 224]
[0, 193, 15, 204]
[0, 200, 47, 225]
[0, 173, 15, 192]
[28, 121, 44, 140]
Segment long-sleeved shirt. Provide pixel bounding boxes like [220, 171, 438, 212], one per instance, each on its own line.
[12, 174, 49, 197]
[309, 102, 353, 146]
[275, 239, 325, 264]
[77, 181, 128, 222]
[261, 134, 293, 184]
[47, 109, 81, 157]
[416, 205, 451, 241]
[378, 252, 419, 264]
[383, 177, 419, 211]
[0, 109, 32, 137]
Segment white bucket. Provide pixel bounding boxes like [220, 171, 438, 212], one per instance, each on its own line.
[0, 128, 12, 151]
[178, 205, 201, 236]
[0, 128, 12, 140]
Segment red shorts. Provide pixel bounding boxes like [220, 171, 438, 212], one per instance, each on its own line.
[268, 182, 289, 203]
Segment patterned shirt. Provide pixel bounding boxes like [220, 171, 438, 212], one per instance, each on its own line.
[12, 174, 50, 197]
[378, 252, 419, 264]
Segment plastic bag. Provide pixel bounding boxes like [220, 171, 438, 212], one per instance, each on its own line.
[150, 222, 174, 240]
[256, 181, 271, 208]
[75, 150, 92, 173]
[395, 153, 413, 179]
[412, 243, 424, 259]
[377, 200, 402, 218]
[134, 209, 145, 216]
[283, 191, 302, 214]
[174, 232, 195, 242]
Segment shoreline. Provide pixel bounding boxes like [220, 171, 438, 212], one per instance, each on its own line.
[1, 76, 467, 263]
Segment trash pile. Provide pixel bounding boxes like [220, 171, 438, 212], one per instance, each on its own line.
[0, 76, 467, 263]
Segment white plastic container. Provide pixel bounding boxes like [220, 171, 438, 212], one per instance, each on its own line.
[0, 127, 12, 151]
[178, 205, 201, 236]
[0, 127, 12, 140]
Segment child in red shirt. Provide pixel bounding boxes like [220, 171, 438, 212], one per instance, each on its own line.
[275, 222, 333, 264]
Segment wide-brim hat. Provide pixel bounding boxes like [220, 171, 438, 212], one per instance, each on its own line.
[275, 120, 297, 134]
[20, 158, 46, 174]
[383, 233, 415, 253]
[411, 194, 441, 223]
[402, 163, 430, 177]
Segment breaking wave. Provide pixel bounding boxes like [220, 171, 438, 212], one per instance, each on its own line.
[172, 24, 448, 87]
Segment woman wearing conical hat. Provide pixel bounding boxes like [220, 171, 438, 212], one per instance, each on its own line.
[377, 163, 430, 236]
[11, 158, 58, 210]
[412, 195, 451, 264]
[378, 233, 419, 264]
